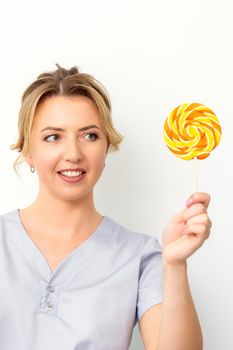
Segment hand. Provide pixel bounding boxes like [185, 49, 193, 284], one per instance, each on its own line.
[162, 192, 212, 266]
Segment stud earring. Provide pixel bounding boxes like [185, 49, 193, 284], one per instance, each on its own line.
[30, 165, 35, 173]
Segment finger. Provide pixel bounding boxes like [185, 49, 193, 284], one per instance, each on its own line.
[186, 192, 211, 209]
[182, 223, 210, 240]
[186, 213, 211, 226]
[172, 203, 207, 223]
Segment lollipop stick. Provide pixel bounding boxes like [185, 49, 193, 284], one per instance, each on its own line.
[194, 156, 199, 192]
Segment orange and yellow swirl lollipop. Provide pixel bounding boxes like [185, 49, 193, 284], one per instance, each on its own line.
[163, 103, 221, 160]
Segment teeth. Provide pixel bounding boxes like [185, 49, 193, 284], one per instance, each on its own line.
[60, 170, 83, 177]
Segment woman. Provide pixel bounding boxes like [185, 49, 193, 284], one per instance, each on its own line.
[0, 64, 211, 349]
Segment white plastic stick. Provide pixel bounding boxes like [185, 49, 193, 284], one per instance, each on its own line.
[194, 156, 199, 193]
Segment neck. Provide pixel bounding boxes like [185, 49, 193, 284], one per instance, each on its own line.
[23, 187, 102, 240]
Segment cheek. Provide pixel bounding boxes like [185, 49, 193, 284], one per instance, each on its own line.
[89, 148, 106, 171]
[33, 150, 59, 174]
[91, 153, 106, 170]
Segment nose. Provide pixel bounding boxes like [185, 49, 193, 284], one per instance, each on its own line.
[64, 138, 84, 163]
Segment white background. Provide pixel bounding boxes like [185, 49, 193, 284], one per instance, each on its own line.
[0, 0, 232, 349]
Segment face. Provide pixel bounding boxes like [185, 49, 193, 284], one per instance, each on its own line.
[26, 95, 108, 203]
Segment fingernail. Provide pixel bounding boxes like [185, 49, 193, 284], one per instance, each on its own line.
[186, 198, 193, 206]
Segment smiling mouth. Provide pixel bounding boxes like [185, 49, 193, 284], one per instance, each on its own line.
[57, 171, 86, 178]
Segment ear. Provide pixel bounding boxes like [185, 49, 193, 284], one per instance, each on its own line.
[25, 153, 33, 167]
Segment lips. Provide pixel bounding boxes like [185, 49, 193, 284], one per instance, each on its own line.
[57, 168, 86, 173]
[57, 171, 86, 184]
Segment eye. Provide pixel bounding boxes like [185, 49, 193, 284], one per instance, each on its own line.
[83, 133, 99, 141]
[44, 134, 60, 142]
[43, 132, 99, 143]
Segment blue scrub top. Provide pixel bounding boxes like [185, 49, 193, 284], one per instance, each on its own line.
[0, 209, 163, 350]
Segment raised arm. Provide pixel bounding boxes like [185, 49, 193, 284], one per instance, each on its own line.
[139, 192, 211, 350]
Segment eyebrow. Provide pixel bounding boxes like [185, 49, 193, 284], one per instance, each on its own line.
[40, 125, 101, 133]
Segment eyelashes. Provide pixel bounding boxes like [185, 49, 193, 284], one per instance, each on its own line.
[43, 133, 99, 143]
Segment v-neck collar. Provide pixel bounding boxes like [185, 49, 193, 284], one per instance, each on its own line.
[7, 209, 112, 285]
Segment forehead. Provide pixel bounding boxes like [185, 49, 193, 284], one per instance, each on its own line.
[33, 95, 101, 127]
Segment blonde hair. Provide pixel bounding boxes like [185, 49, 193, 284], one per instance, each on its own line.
[10, 64, 124, 177]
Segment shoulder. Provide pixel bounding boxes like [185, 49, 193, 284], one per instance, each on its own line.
[0, 209, 18, 221]
[0, 209, 18, 232]
[104, 215, 161, 253]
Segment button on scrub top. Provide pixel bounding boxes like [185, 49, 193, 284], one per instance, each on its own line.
[0, 209, 163, 350]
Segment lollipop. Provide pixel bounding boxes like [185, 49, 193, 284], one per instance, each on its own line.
[163, 103, 222, 160]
